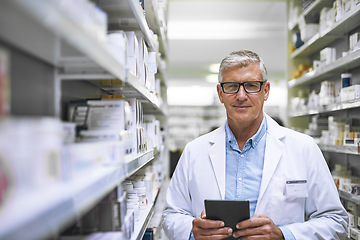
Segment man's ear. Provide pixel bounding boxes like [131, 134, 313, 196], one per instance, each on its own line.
[263, 81, 270, 101]
[217, 84, 224, 103]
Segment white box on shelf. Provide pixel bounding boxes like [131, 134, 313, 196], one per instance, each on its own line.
[313, 60, 321, 70]
[107, 31, 127, 67]
[340, 85, 360, 102]
[125, 98, 145, 154]
[320, 47, 336, 65]
[62, 142, 110, 180]
[321, 6, 336, 33]
[124, 31, 140, 77]
[144, 115, 160, 150]
[146, 52, 157, 93]
[298, 14, 319, 42]
[350, 32, 360, 52]
[87, 99, 131, 131]
[137, 36, 149, 86]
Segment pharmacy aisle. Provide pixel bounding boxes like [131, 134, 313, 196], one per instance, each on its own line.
[287, 1, 360, 239]
[0, 0, 169, 239]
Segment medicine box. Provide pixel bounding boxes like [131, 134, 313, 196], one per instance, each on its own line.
[137, 36, 149, 87]
[340, 85, 360, 102]
[107, 31, 127, 67]
[320, 47, 336, 65]
[125, 31, 140, 77]
[87, 99, 130, 131]
[350, 32, 360, 52]
[298, 14, 319, 42]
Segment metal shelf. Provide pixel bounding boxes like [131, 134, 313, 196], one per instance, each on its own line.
[0, 148, 154, 240]
[339, 190, 360, 205]
[291, 3, 360, 59]
[289, 99, 360, 117]
[131, 176, 165, 240]
[1, 0, 128, 78]
[288, 0, 334, 30]
[144, 0, 168, 57]
[1, 0, 164, 108]
[99, 0, 158, 52]
[288, 50, 360, 88]
[319, 144, 359, 155]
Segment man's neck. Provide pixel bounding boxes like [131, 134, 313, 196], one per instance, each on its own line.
[228, 116, 263, 151]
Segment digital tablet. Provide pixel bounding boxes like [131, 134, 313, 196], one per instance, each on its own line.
[204, 200, 250, 239]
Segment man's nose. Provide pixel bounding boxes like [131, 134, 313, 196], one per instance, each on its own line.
[236, 85, 247, 98]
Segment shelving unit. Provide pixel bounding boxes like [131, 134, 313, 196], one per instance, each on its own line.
[287, 1, 360, 238]
[319, 144, 359, 155]
[289, 98, 360, 117]
[0, 0, 168, 239]
[290, 3, 360, 59]
[0, 150, 154, 240]
[288, 49, 360, 88]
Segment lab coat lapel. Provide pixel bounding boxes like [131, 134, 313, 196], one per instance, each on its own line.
[208, 126, 226, 199]
[257, 116, 285, 204]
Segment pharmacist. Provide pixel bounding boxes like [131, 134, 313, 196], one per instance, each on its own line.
[162, 50, 348, 240]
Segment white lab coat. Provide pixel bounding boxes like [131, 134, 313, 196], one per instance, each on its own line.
[162, 114, 348, 240]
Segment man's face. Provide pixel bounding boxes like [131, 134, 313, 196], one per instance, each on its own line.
[217, 63, 270, 126]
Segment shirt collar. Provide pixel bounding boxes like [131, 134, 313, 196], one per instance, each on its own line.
[225, 115, 267, 149]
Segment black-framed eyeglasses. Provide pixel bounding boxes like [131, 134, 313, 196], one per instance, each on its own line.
[220, 81, 265, 94]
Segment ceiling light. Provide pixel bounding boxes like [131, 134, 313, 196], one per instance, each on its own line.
[208, 63, 220, 73]
[206, 74, 219, 83]
[168, 20, 283, 40]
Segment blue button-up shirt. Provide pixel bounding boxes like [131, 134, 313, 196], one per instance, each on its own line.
[224, 117, 295, 240]
[224, 118, 266, 216]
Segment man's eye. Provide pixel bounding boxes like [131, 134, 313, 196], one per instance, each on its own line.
[246, 83, 259, 88]
[227, 83, 238, 88]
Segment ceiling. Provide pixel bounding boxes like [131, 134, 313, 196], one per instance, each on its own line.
[166, 0, 288, 87]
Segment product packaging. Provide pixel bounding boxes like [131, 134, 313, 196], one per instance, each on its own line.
[124, 31, 140, 77]
[107, 31, 128, 66]
[341, 73, 352, 88]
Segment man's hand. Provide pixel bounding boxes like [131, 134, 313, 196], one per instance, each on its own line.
[232, 214, 284, 239]
[192, 210, 233, 240]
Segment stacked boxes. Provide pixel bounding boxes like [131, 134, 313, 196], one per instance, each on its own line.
[332, 164, 360, 240]
[319, 6, 336, 33]
[298, 14, 318, 42]
[318, 117, 360, 146]
[336, 0, 360, 22]
[305, 115, 328, 138]
[79, 99, 133, 161]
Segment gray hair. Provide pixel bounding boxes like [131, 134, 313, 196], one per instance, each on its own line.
[218, 50, 268, 83]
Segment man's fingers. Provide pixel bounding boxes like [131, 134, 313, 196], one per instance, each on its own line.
[200, 227, 233, 236]
[194, 216, 225, 229]
[236, 215, 271, 229]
